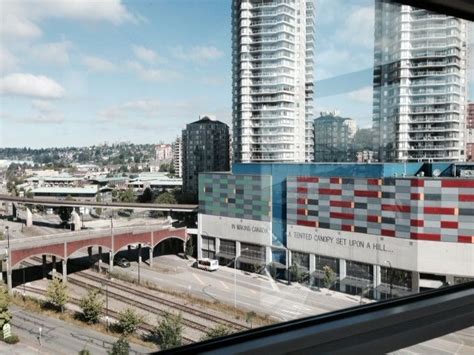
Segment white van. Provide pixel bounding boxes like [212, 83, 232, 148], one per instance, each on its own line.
[197, 258, 219, 271]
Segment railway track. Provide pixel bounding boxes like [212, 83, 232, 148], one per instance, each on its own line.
[15, 285, 194, 345]
[75, 271, 249, 332]
[23, 257, 249, 333]
[67, 276, 210, 334]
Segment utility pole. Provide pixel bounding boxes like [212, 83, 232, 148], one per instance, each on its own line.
[22, 262, 26, 302]
[385, 260, 393, 299]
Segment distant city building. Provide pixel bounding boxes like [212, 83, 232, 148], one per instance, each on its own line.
[155, 144, 173, 164]
[314, 111, 357, 162]
[172, 136, 183, 178]
[126, 172, 182, 192]
[467, 102, 474, 162]
[182, 116, 230, 196]
[231, 0, 315, 163]
[373, 0, 468, 162]
[356, 150, 377, 163]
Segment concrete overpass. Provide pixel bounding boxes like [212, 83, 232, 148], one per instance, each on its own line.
[0, 223, 188, 293]
[0, 194, 197, 212]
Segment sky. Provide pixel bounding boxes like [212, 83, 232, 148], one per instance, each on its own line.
[0, 0, 473, 148]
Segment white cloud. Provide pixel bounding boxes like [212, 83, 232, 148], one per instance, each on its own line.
[0, 47, 18, 72]
[30, 41, 72, 66]
[1, 100, 64, 124]
[0, 73, 65, 98]
[337, 6, 375, 49]
[19, 112, 64, 124]
[171, 45, 223, 63]
[1, 13, 42, 41]
[132, 45, 163, 64]
[126, 60, 181, 82]
[348, 86, 373, 104]
[29, 99, 64, 123]
[99, 99, 161, 121]
[316, 44, 372, 80]
[1, 0, 138, 41]
[82, 55, 117, 72]
[31, 99, 55, 112]
[30, 100, 64, 123]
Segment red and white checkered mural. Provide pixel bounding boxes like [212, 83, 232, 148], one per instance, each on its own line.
[287, 177, 474, 243]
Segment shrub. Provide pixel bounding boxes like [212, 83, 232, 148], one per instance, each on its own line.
[46, 277, 69, 312]
[154, 313, 183, 350]
[79, 289, 104, 324]
[117, 308, 143, 335]
[3, 334, 19, 344]
[108, 336, 129, 355]
[200, 324, 233, 341]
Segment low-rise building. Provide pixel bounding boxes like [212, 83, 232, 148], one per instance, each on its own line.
[198, 162, 474, 300]
[31, 185, 99, 202]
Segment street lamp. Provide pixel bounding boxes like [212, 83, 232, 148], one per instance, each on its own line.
[384, 260, 393, 299]
[234, 248, 249, 310]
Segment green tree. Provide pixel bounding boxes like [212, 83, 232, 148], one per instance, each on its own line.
[78, 348, 91, 355]
[138, 187, 154, 203]
[118, 189, 135, 203]
[168, 164, 175, 176]
[200, 324, 233, 341]
[154, 191, 177, 205]
[289, 264, 303, 283]
[245, 311, 257, 328]
[159, 163, 170, 172]
[79, 289, 104, 324]
[323, 265, 337, 290]
[153, 313, 183, 350]
[154, 313, 183, 350]
[117, 308, 143, 336]
[46, 277, 69, 312]
[354, 128, 374, 152]
[185, 236, 195, 258]
[25, 190, 34, 199]
[0, 286, 12, 329]
[58, 206, 73, 224]
[108, 336, 129, 355]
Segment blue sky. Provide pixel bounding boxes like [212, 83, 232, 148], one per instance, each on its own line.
[0, 0, 472, 148]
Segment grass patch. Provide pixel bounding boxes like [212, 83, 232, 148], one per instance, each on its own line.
[11, 293, 156, 349]
[108, 270, 274, 327]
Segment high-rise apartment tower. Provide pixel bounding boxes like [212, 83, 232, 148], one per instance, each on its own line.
[373, 1, 468, 162]
[182, 116, 230, 197]
[231, 0, 315, 163]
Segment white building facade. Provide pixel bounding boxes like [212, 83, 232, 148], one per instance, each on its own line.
[231, 0, 315, 163]
[172, 136, 183, 178]
[373, 1, 468, 162]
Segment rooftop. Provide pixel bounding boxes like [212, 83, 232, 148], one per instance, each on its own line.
[32, 185, 99, 195]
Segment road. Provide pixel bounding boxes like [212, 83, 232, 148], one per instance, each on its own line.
[0, 194, 197, 212]
[118, 255, 361, 322]
[116, 255, 474, 354]
[1, 306, 153, 354]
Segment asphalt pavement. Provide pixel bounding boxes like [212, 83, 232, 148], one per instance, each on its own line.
[1, 306, 154, 355]
[117, 254, 361, 322]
